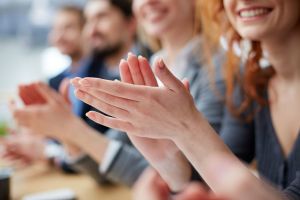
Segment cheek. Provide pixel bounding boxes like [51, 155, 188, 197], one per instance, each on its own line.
[133, 0, 142, 17]
[223, 0, 235, 20]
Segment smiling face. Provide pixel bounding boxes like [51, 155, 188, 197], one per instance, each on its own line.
[133, 0, 195, 38]
[84, 1, 135, 55]
[223, 0, 300, 41]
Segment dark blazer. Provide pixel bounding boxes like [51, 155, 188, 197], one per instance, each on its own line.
[49, 70, 68, 91]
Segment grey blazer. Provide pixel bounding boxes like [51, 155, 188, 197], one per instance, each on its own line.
[70, 41, 226, 187]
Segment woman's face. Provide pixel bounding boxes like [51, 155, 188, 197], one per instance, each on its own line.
[133, 0, 194, 37]
[223, 0, 300, 41]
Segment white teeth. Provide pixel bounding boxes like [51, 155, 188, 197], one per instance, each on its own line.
[240, 8, 270, 18]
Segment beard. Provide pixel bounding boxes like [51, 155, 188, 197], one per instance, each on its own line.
[92, 41, 124, 60]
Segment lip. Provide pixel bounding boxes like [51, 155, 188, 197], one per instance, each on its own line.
[236, 6, 273, 22]
[145, 11, 166, 23]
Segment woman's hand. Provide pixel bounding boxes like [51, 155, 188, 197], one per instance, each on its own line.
[1, 128, 46, 167]
[133, 167, 224, 200]
[71, 57, 202, 140]
[117, 54, 193, 191]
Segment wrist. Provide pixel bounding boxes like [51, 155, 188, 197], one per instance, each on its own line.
[172, 109, 206, 143]
[64, 116, 87, 143]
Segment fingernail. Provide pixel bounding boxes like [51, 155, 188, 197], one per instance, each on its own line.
[128, 52, 133, 58]
[79, 79, 90, 86]
[120, 59, 127, 65]
[138, 55, 143, 59]
[86, 111, 93, 118]
[70, 77, 80, 85]
[158, 58, 165, 69]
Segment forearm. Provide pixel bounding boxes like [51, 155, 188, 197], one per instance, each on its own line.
[173, 113, 287, 200]
[128, 135, 192, 191]
[67, 118, 109, 164]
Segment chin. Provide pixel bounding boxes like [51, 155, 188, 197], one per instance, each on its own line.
[238, 27, 271, 41]
[145, 25, 169, 39]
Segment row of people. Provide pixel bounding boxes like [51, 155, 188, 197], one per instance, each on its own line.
[2, 0, 299, 199]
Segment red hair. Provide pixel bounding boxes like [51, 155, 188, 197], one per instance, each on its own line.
[199, 0, 275, 120]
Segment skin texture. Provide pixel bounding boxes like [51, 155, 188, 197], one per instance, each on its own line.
[72, 0, 300, 198]
[133, 167, 224, 200]
[72, 54, 192, 191]
[7, 0, 138, 167]
[224, 0, 300, 159]
[1, 128, 46, 167]
[83, 0, 136, 67]
[49, 10, 84, 58]
[71, 54, 288, 200]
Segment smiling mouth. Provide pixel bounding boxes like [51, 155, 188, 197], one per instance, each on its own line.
[238, 7, 273, 19]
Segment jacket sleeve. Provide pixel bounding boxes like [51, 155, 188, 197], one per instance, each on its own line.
[70, 129, 148, 187]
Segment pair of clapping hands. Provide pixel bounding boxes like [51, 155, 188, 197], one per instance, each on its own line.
[12, 78, 78, 142]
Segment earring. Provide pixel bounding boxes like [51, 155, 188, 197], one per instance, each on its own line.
[219, 35, 229, 51]
[259, 50, 271, 69]
[239, 39, 253, 64]
[230, 39, 253, 64]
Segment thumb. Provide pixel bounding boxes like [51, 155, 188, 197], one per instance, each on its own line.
[174, 183, 208, 200]
[154, 58, 184, 92]
[182, 79, 190, 92]
[59, 78, 71, 104]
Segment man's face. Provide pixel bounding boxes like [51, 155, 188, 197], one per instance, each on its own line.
[84, 1, 132, 55]
[49, 11, 83, 56]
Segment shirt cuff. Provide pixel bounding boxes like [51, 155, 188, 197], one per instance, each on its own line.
[99, 140, 122, 174]
[44, 142, 66, 160]
[64, 152, 86, 165]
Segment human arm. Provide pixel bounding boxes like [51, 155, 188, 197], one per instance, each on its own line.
[72, 58, 289, 199]
[72, 54, 192, 190]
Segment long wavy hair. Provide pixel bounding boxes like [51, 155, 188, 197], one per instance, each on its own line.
[199, 0, 275, 120]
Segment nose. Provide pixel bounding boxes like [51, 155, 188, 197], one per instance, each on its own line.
[85, 22, 98, 38]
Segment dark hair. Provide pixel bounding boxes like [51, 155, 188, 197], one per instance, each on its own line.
[89, 0, 133, 18]
[59, 5, 85, 27]
[110, 0, 133, 18]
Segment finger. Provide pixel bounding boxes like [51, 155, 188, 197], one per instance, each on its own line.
[75, 89, 130, 119]
[34, 82, 61, 104]
[20, 84, 46, 105]
[13, 107, 39, 127]
[18, 85, 33, 105]
[154, 59, 184, 92]
[127, 52, 145, 85]
[174, 183, 213, 200]
[120, 59, 134, 84]
[19, 85, 40, 105]
[75, 86, 136, 110]
[182, 79, 190, 92]
[29, 84, 47, 104]
[78, 78, 147, 101]
[70, 77, 82, 88]
[9, 100, 17, 113]
[86, 111, 134, 133]
[59, 78, 71, 104]
[138, 56, 158, 87]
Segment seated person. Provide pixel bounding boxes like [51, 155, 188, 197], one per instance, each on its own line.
[69, 0, 300, 199]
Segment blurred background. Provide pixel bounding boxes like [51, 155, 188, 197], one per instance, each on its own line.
[0, 0, 86, 129]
